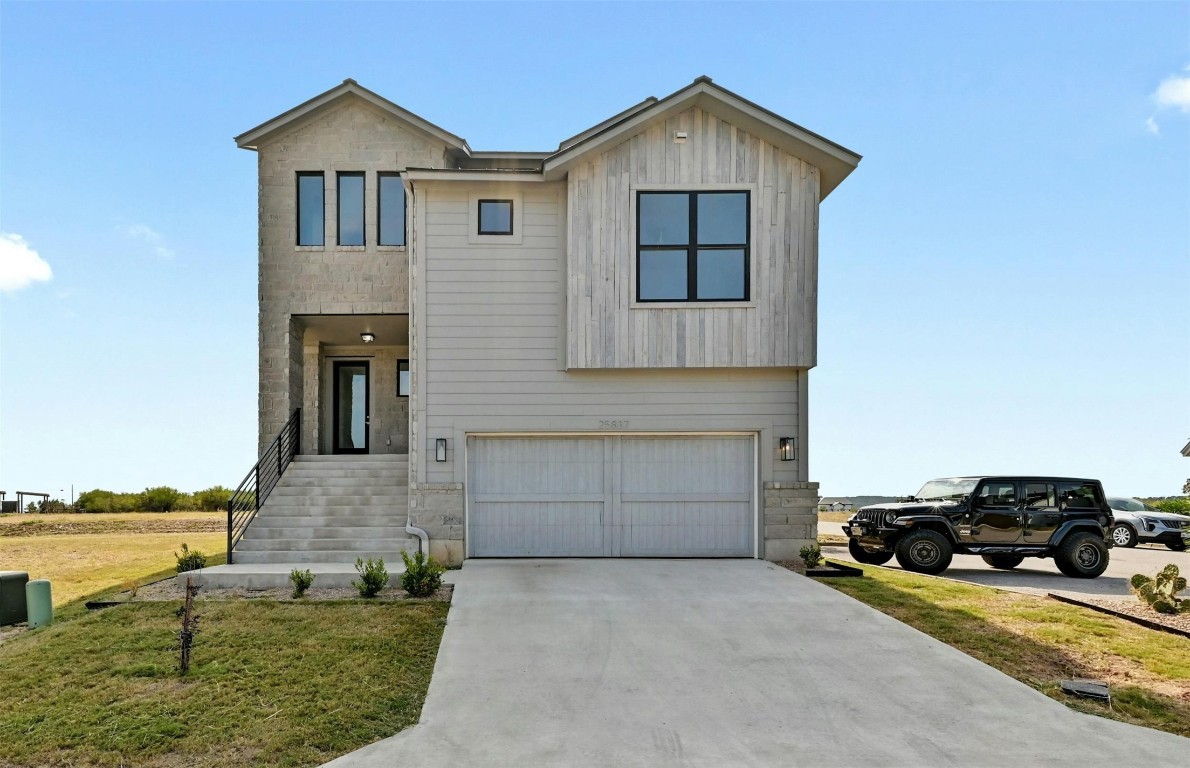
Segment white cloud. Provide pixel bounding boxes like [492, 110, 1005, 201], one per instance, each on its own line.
[0, 233, 53, 293]
[1154, 65, 1190, 113]
[1146, 116, 1160, 135]
[122, 223, 175, 259]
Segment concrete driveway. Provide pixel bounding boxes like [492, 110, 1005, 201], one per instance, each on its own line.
[324, 559, 1186, 767]
[820, 521, 1189, 599]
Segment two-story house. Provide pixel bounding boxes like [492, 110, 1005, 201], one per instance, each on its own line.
[229, 76, 859, 573]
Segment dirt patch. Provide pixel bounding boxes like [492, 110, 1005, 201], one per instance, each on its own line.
[124, 577, 452, 604]
[0, 519, 224, 537]
[1070, 596, 1190, 636]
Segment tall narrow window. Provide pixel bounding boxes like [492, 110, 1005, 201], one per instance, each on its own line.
[637, 191, 749, 302]
[397, 359, 410, 396]
[297, 172, 324, 246]
[337, 172, 365, 246]
[379, 173, 406, 246]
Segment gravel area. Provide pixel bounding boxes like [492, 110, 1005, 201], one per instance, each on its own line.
[1067, 595, 1190, 636]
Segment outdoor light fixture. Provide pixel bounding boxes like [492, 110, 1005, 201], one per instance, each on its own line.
[779, 437, 796, 462]
[435, 438, 447, 462]
[360, 332, 376, 343]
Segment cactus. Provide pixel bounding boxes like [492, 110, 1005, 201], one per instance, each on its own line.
[1130, 564, 1190, 615]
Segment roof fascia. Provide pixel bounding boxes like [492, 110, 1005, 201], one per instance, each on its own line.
[543, 79, 861, 198]
[234, 79, 470, 153]
[556, 96, 660, 151]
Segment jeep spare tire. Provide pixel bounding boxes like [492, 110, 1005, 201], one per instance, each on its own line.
[894, 529, 953, 575]
[848, 538, 894, 566]
[1054, 531, 1109, 579]
[981, 554, 1025, 570]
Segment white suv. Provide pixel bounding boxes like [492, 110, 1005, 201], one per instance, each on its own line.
[1106, 497, 1189, 551]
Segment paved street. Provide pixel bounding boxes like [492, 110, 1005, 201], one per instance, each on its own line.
[819, 521, 1188, 599]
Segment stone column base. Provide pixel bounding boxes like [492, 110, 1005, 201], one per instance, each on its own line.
[763, 481, 819, 561]
[409, 483, 465, 566]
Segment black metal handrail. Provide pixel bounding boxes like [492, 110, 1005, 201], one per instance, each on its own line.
[227, 408, 301, 564]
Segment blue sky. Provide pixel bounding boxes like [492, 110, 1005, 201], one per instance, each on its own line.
[1, 1, 1187, 499]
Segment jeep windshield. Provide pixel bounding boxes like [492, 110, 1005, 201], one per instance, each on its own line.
[912, 478, 979, 502]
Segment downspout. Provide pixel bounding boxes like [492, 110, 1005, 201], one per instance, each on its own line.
[402, 176, 431, 557]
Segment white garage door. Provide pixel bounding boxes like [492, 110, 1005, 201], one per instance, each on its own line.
[468, 435, 754, 557]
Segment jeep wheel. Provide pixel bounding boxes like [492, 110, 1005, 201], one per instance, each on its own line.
[981, 554, 1024, 570]
[1054, 532, 1109, 579]
[1165, 540, 1187, 552]
[894, 529, 953, 575]
[849, 538, 894, 566]
[1110, 524, 1138, 548]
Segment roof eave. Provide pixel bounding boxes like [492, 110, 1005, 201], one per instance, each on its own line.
[542, 79, 861, 199]
[234, 78, 470, 154]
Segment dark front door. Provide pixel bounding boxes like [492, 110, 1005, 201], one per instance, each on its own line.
[970, 480, 1022, 543]
[333, 361, 370, 454]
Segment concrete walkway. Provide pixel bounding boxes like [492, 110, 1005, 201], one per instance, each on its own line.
[324, 559, 1188, 768]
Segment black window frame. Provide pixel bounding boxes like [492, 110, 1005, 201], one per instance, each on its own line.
[296, 171, 325, 246]
[397, 358, 410, 397]
[378, 172, 406, 246]
[636, 190, 750, 303]
[477, 199, 514, 235]
[337, 171, 366, 246]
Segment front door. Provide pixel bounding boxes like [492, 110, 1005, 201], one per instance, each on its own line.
[332, 361, 370, 454]
[970, 479, 1022, 543]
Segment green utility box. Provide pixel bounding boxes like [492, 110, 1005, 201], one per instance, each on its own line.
[0, 571, 30, 626]
[25, 579, 52, 628]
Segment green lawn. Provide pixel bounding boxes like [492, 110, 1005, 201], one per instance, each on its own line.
[818, 563, 1190, 737]
[0, 599, 449, 767]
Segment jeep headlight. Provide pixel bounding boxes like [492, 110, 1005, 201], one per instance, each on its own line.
[883, 510, 899, 526]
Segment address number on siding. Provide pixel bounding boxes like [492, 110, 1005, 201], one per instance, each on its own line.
[598, 420, 629, 430]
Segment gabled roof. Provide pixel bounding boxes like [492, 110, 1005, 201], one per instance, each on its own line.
[542, 76, 861, 199]
[1182, 439, 1190, 457]
[234, 79, 470, 153]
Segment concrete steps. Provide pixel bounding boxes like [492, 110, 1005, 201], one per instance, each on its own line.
[215, 453, 419, 582]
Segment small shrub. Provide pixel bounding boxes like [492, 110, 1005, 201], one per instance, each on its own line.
[290, 568, 314, 598]
[175, 543, 208, 573]
[799, 543, 823, 568]
[400, 550, 445, 597]
[353, 557, 388, 598]
[124, 579, 140, 599]
[1130, 564, 1190, 615]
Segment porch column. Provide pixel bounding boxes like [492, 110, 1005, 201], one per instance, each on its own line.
[302, 340, 324, 455]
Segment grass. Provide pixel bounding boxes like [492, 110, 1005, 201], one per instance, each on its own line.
[817, 511, 852, 523]
[0, 528, 226, 606]
[819, 563, 1190, 736]
[0, 599, 449, 767]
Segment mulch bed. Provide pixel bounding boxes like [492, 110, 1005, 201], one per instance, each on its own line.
[115, 577, 452, 604]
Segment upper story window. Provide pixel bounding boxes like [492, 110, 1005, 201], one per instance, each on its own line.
[478, 199, 514, 235]
[379, 173, 406, 246]
[297, 172, 324, 246]
[637, 191, 749, 302]
[337, 172, 365, 246]
[397, 358, 410, 396]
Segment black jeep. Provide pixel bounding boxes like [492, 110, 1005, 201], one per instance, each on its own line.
[842, 476, 1114, 578]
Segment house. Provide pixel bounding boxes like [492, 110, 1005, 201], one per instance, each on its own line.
[817, 497, 853, 512]
[231, 76, 860, 569]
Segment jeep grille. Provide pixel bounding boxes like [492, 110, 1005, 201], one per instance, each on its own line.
[853, 509, 884, 524]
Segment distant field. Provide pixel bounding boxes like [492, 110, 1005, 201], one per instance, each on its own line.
[0, 513, 226, 606]
[818, 511, 852, 523]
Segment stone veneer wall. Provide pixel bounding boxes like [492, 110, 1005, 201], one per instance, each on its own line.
[256, 99, 448, 454]
[763, 481, 819, 561]
[409, 484, 465, 566]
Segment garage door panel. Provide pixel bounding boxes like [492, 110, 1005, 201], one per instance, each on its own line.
[619, 501, 752, 557]
[621, 437, 752, 495]
[470, 501, 605, 557]
[471, 438, 604, 495]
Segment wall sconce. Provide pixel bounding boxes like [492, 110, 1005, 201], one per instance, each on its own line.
[779, 437, 796, 462]
[360, 332, 376, 344]
[435, 438, 447, 462]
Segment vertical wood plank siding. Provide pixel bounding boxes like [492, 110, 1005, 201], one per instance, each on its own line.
[566, 106, 820, 370]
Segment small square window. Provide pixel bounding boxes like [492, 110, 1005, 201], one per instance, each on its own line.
[397, 359, 410, 397]
[478, 200, 513, 235]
